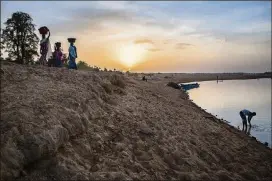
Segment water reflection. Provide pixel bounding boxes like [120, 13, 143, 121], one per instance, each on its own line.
[241, 124, 252, 135]
[187, 78, 271, 147]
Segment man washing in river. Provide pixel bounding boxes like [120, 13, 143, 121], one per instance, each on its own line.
[239, 109, 256, 132]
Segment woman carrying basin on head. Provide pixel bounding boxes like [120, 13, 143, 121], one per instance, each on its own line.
[39, 26, 52, 65]
[68, 38, 77, 70]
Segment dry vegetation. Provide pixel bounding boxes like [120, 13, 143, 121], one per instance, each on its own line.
[1, 61, 272, 181]
[110, 74, 126, 88]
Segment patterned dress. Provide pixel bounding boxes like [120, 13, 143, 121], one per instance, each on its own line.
[54, 50, 63, 67]
[40, 38, 49, 65]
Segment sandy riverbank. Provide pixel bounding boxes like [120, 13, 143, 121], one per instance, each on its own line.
[1, 62, 272, 180]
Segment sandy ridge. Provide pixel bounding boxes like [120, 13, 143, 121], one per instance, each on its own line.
[1, 62, 272, 181]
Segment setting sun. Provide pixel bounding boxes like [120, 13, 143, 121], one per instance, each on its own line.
[118, 43, 147, 68]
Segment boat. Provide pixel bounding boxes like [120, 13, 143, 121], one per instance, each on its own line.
[179, 83, 200, 91]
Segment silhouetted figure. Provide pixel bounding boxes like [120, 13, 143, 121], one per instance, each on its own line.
[142, 76, 147, 82]
[239, 109, 256, 132]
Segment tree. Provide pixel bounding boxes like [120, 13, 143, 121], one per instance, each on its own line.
[0, 29, 5, 61]
[1, 11, 39, 64]
[77, 60, 89, 69]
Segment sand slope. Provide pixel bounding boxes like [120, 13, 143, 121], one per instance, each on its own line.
[1, 62, 272, 181]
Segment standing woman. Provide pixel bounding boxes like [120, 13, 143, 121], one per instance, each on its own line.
[39, 26, 52, 65]
[68, 38, 78, 70]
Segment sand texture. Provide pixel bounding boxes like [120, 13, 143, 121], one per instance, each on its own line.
[1, 62, 272, 181]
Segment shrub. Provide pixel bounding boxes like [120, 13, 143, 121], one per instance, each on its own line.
[167, 82, 180, 89]
[110, 74, 126, 88]
[101, 83, 112, 94]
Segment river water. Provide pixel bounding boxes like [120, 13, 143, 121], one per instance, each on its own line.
[187, 78, 271, 147]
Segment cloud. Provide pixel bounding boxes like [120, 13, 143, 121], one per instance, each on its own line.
[46, 2, 185, 39]
[207, 31, 271, 45]
[176, 43, 193, 49]
[72, 8, 136, 22]
[147, 48, 161, 52]
[163, 39, 172, 44]
[143, 19, 177, 31]
[134, 39, 154, 45]
[47, 5, 144, 36]
[93, 1, 140, 11]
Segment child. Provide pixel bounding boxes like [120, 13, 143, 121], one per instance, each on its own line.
[54, 42, 63, 67]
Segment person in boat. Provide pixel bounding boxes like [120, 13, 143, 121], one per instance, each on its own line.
[68, 38, 78, 70]
[54, 42, 63, 67]
[39, 28, 52, 65]
[239, 109, 256, 132]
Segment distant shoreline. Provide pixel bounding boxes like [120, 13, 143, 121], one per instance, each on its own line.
[181, 77, 271, 84]
[143, 71, 272, 84]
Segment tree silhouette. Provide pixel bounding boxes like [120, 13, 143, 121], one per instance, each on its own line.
[1, 12, 39, 64]
[77, 60, 89, 68]
[76, 60, 102, 71]
[0, 29, 4, 61]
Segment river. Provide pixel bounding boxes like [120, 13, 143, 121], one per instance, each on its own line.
[187, 78, 271, 147]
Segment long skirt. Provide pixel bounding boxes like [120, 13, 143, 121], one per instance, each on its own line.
[68, 57, 77, 70]
[39, 53, 47, 65]
[48, 57, 55, 67]
[55, 58, 63, 67]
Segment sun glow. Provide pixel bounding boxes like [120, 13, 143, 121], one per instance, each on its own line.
[118, 43, 147, 68]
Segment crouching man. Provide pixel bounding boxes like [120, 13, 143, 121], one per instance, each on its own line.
[239, 109, 256, 132]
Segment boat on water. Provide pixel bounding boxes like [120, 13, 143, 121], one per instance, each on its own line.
[179, 83, 200, 91]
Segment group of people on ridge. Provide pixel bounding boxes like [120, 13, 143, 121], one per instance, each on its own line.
[39, 26, 78, 69]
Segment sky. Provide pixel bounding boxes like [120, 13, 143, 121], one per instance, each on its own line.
[1, 1, 271, 73]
